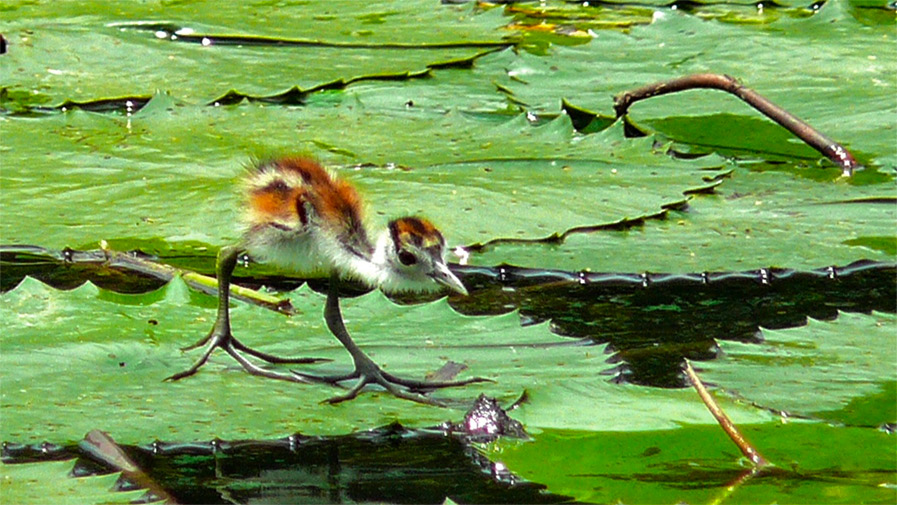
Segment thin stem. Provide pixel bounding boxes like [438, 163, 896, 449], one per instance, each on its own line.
[613, 73, 860, 176]
[182, 271, 288, 312]
[684, 359, 770, 468]
[103, 247, 293, 314]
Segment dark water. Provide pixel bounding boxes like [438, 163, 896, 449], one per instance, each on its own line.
[3, 404, 568, 505]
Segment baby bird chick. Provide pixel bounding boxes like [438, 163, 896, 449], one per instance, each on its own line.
[242, 158, 466, 295]
[167, 157, 485, 405]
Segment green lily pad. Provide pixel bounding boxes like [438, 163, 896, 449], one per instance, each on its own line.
[1, 1, 510, 105]
[1, 1, 895, 503]
[0, 98, 720, 255]
[1, 275, 614, 442]
[484, 422, 897, 504]
[699, 310, 897, 426]
[0, 460, 144, 505]
[489, 4, 896, 168]
[472, 168, 896, 272]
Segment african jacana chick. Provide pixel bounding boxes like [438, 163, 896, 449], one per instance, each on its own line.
[167, 157, 485, 405]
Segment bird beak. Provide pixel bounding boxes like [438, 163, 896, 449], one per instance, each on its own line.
[431, 262, 468, 296]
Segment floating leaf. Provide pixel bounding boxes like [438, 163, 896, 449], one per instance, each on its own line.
[0, 277, 613, 442]
[2, 2, 510, 105]
[699, 311, 897, 426]
[0, 460, 143, 505]
[484, 423, 897, 504]
[473, 169, 896, 272]
[0, 99, 720, 254]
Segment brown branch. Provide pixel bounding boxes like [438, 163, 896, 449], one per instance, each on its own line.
[613, 73, 860, 176]
[683, 359, 770, 468]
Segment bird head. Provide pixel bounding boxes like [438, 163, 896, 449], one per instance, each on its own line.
[374, 216, 468, 296]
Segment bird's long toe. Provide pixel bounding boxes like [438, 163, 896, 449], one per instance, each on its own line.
[291, 370, 359, 385]
[295, 362, 480, 406]
[232, 338, 330, 365]
[380, 371, 493, 391]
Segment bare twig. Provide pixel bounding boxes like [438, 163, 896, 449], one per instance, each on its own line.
[684, 359, 770, 468]
[614, 73, 860, 176]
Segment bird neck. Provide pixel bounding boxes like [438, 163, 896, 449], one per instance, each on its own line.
[332, 230, 393, 289]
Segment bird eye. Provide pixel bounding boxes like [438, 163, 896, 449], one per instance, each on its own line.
[397, 250, 417, 266]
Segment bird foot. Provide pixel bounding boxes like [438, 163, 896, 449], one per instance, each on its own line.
[166, 330, 328, 383]
[291, 358, 491, 407]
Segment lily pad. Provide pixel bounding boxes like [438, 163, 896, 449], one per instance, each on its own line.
[489, 4, 896, 168]
[1, 1, 510, 105]
[1, 0, 895, 503]
[0, 460, 143, 505]
[472, 168, 896, 272]
[1, 276, 611, 442]
[484, 422, 897, 504]
[699, 310, 897, 426]
[0, 98, 720, 254]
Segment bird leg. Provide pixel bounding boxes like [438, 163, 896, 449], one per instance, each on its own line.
[165, 245, 327, 383]
[291, 272, 491, 406]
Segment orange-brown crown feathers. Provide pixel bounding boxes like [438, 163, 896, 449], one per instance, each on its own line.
[388, 217, 445, 252]
[380, 216, 467, 295]
[245, 157, 365, 235]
